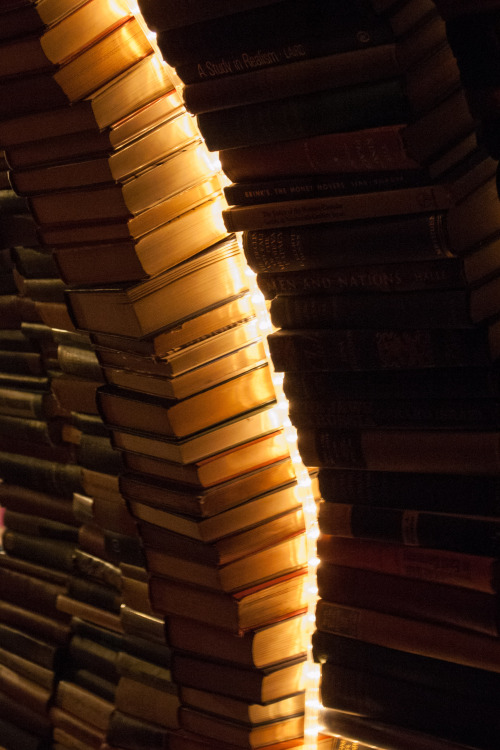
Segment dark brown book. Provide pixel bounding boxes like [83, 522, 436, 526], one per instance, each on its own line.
[0, 599, 70, 644]
[167, 613, 307, 669]
[0, 482, 78, 525]
[149, 570, 308, 634]
[0, 664, 52, 716]
[0, 621, 64, 670]
[97, 364, 275, 439]
[180, 687, 305, 727]
[65, 238, 249, 338]
[115, 676, 180, 729]
[317, 534, 500, 594]
[317, 561, 500, 636]
[54, 680, 114, 731]
[0, 562, 68, 618]
[2, 529, 76, 572]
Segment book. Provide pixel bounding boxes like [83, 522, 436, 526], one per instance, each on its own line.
[172, 652, 306, 704]
[97, 365, 275, 439]
[256, 248, 500, 301]
[179, 707, 304, 748]
[0, 0, 134, 78]
[90, 292, 256, 357]
[101, 340, 268, 401]
[315, 597, 500, 673]
[126, 478, 311, 540]
[0, 621, 64, 671]
[181, 27, 446, 115]
[51, 189, 227, 285]
[269, 278, 500, 330]
[0, 451, 82, 496]
[316, 561, 500, 636]
[28, 141, 220, 225]
[9, 109, 201, 193]
[180, 688, 305, 727]
[2, 529, 76, 572]
[96, 317, 261, 377]
[149, 570, 308, 633]
[3, 90, 182, 170]
[119, 459, 296, 519]
[0, 55, 177, 147]
[110, 404, 291, 464]
[297, 427, 500, 474]
[143, 532, 307, 593]
[317, 534, 500, 593]
[156, 0, 394, 76]
[115, 676, 180, 729]
[318, 500, 500, 557]
[196, 79, 410, 152]
[283, 364, 500, 401]
[167, 613, 307, 670]
[222, 183, 453, 232]
[267, 323, 500, 373]
[219, 125, 423, 182]
[0, 18, 153, 121]
[241, 176, 500, 273]
[317, 467, 500, 513]
[287, 394, 500, 430]
[0, 599, 70, 644]
[122, 430, 292, 488]
[319, 661, 500, 749]
[65, 238, 249, 337]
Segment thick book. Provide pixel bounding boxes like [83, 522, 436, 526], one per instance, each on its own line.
[167, 613, 307, 670]
[318, 500, 500, 557]
[149, 570, 308, 633]
[0, 483, 78, 525]
[297, 427, 500, 474]
[10, 108, 200, 193]
[2, 529, 76, 572]
[317, 561, 500, 636]
[319, 661, 500, 749]
[102, 340, 268, 401]
[0, 599, 71, 645]
[155, 0, 394, 75]
[172, 652, 306, 705]
[52, 195, 227, 287]
[242, 177, 500, 273]
[143, 532, 307, 594]
[0, 18, 153, 121]
[115, 676, 180, 729]
[315, 597, 500, 673]
[180, 687, 305, 727]
[126, 479, 310, 541]
[120, 459, 296, 520]
[97, 364, 275, 439]
[317, 534, 500, 594]
[179, 707, 304, 748]
[316, 466, 500, 513]
[122, 430, 292, 488]
[28, 140, 219, 225]
[137, 0, 281, 32]
[54, 680, 113, 731]
[0, 54, 176, 147]
[110, 404, 292, 465]
[0, 0, 134, 78]
[223, 183, 452, 232]
[65, 238, 249, 337]
[197, 79, 410, 152]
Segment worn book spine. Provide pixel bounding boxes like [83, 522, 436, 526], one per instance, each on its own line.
[317, 561, 500, 636]
[158, 0, 393, 72]
[197, 79, 410, 151]
[297, 427, 500, 475]
[223, 184, 452, 232]
[0, 483, 77, 525]
[318, 501, 500, 557]
[2, 530, 76, 572]
[317, 466, 500, 513]
[267, 327, 500, 373]
[317, 535, 500, 593]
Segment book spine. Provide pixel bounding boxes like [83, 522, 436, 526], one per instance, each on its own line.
[318, 501, 500, 556]
[242, 213, 450, 273]
[197, 79, 410, 151]
[219, 125, 422, 182]
[288, 396, 500, 430]
[267, 328, 493, 373]
[223, 185, 452, 232]
[297, 428, 500, 474]
[270, 289, 476, 329]
[317, 535, 500, 593]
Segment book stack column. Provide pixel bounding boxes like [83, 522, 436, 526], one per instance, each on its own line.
[0, 3, 320, 750]
[144, 0, 500, 749]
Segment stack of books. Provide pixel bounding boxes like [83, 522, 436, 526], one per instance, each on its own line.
[145, 0, 500, 749]
[0, 3, 318, 750]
